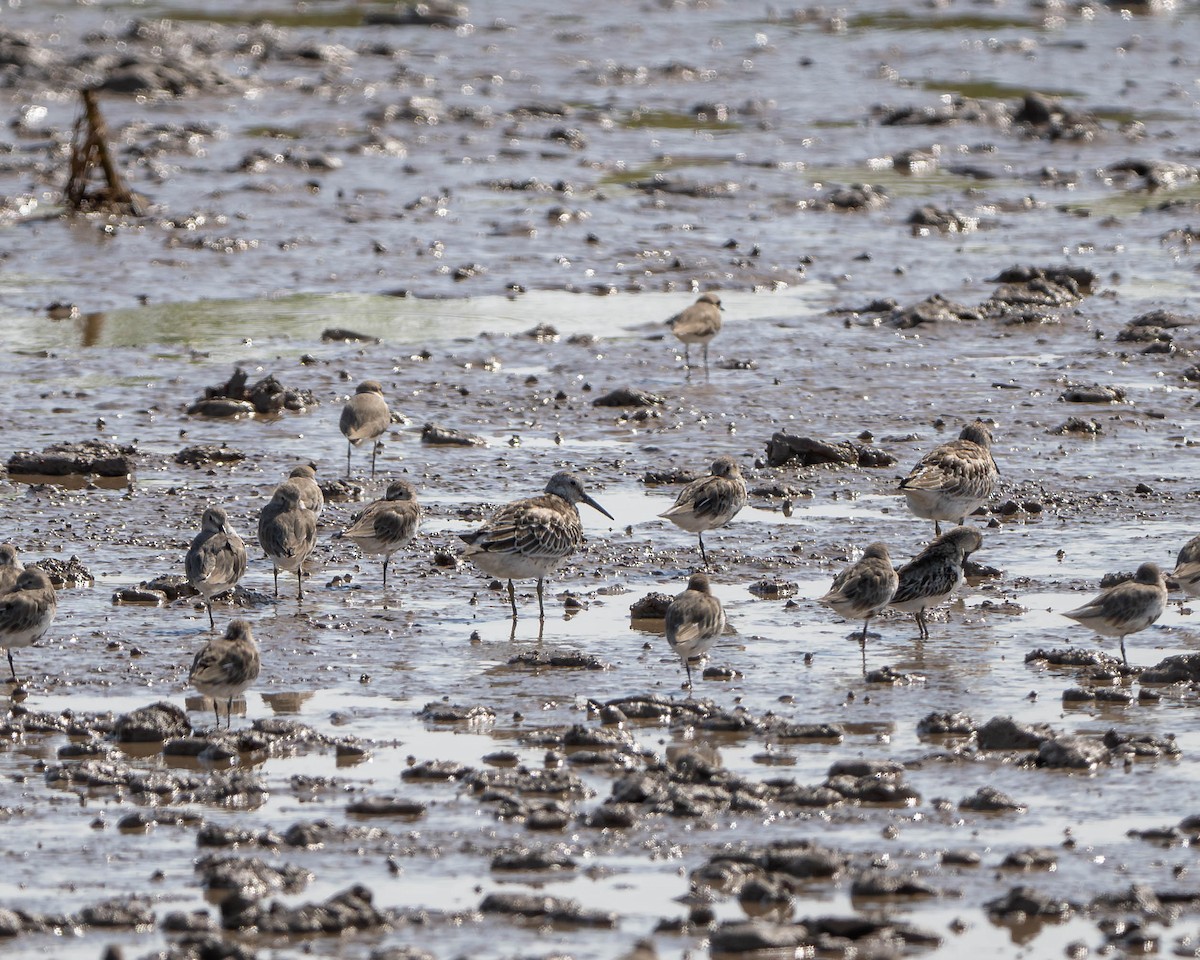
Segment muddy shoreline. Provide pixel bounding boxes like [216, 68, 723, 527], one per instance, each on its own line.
[2, 3, 1200, 960]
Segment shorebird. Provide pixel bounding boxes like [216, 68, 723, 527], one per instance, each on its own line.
[890, 526, 982, 638]
[189, 618, 261, 728]
[658, 456, 748, 569]
[667, 292, 723, 378]
[0, 567, 57, 684]
[336, 478, 422, 589]
[1063, 562, 1168, 666]
[665, 572, 726, 688]
[899, 421, 999, 536]
[1171, 535, 1200, 601]
[257, 480, 318, 600]
[0, 544, 25, 594]
[185, 506, 248, 629]
[339, 380, 390, 478]
[819, 542, 899, 668]
[288, 464, 325, 517]
[460, 471, 613, 619]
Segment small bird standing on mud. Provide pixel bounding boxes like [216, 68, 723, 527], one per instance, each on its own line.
[665, 572, 726, 689]
[0, 567, 57, 686]
[1062, 562, 1168, 666]
[185, 506, 248, 629]
[258, 480, 318, 600]
[337, 479, 422, 590]
[339, 380, 390, 478]
[189, 618, 261, 728]
[667, 292, 723, 378]
[819, 542, 899, 669]
[658, 456, 748, 569]
[460, 471, 613, 620]
[890, 526, 983, 638]
[1171, 535, 1200, 601]
[0, 544, 25, 594]
[899, 421, 999, 537]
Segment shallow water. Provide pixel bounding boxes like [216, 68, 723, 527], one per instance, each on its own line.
[3, 1, 1200, 958]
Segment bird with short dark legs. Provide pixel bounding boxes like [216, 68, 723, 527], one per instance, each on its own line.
[667, 292, 724, 378]
[185, 506, 248, 630]
[189, 618, 261, 729]
[819, 542, 898, 671]
[658, 456, 748, 569]
[1063, 562, 1167, 667]
[899, 421, 999, 537]
[665, 572, 725, 689]
[258, 480, 317, 601]
[339, 380, 390, 478]
[890, 527, 983, 639]
[337, 479, 422, 590]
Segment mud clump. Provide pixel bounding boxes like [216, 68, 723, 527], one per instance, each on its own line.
[1060, 383, 1127, 404]
[960, 786, 1027, 813]
[1049, 417, 1102, 436]
[592, 387, 664, 408]
[189, 367, 317, 417]
[321, 327, 380, 343]
[221, 883, 393, 934]
[479, 891, 617, 928]
[7, 440, 136, 478]
[416, 702, 496, 724]
[507, 650, 608, 670]
[36, 555, 94, 587]
[115, 701, 192, 742]
[764, 433, 896, 468]
[421, 423, 487, 446]
[629, 592, 673, 619]
[176, 444, 245, 466]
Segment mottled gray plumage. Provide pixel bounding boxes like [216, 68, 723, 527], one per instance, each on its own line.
[0, 567, 57, 683]
[339, 380, 390, 478]
[185, 506, 248, 629]
[1063, 562, 1167, 666]
[460, 471, 613, 619]
[665, 572, 726, 688]
[189, 618, 261, 728]
[899, 421, 999, 536]
[337, 479, 422, 589]
[1171, 535, 1200, 600]
[667, 292, 723, 377]
[257, 480, 318, 600]
[890, 527, 983, 638]
[820, 542, 899, 661]
[0, 544, 25, 594]
[658, 456, 748, 568]
[288, 464, 325, 516]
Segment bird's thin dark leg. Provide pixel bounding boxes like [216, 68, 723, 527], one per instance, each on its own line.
[860, 617, 871, 646]
[934, 520, 942, 537]
[537, 578, 545, 620]
[1120, 637, 1128, 667]
[212, 700, 220, 729]
[272, 565, 279, 597]
[207, 601, 215, 631]
[684, 658, 693, 690]
[370, 441, 379, 479]
[703, 343, 710, 379]
[7, 650, 18, 683]
[345, 441, 352, 478]
[507, 579, 517, 619]
[683, 344, 691, 369]
[698, 533, 709, 569]
[296, 568, 304, 601]
[382, 557, 389, 590]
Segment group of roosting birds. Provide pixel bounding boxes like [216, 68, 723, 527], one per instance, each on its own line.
[2, 294, 1199, 722]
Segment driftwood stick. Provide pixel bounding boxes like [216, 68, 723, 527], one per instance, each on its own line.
[65, 88, 143, 215]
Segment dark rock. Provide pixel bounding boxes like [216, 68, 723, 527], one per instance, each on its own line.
[37, 555, 94, 587]
[318, 478, 366, 503]
[191, 366, 316, 417]
[710, 919, 813, 952]
[592, 387, 664, 408]
[850, 870, 936, 898]
[321, 328, 380, 343]
[960, 782, 1027, 816]
[478, 892, 616, 927]
[401, 760, 473, 782]
[416, 702, 496, 724]
[985, 885, 1074, 920]
[115, 702, 191, 743]
[981, 265, 1096, 323]
[748, 578, 798, 599]
[917, 711, 977, 736]
[1048, 417, 1102, 436]
[864, 664, 924, 685]
[907, 205, 979, 234]
[766, 721, 844, 742]
[629, 592, 673, 619]
[1025, 647, 1119, 668]
[764, 432, 896, 468]
[1102, 729, 1180, 758]
[642, 467, 700, 485]
[507, 650, 607, 670]
[1037, 736, 1110, 770]
[222, 884, 391, 934]
[175, 444, 245, 466]
[1059, 383, 1126, 404]
[1140, 653, 1200, 684]
[159, 910, 218, 933]
[1001, 847, 1058, 871]
[345, 797, 426, 817]
[77, 898, 155, 928]
[976, 716, 1053, 751]
[491, 845, 576, 871]
[7, 440, 136, 478]
[197, 854, 312, 899]
[886, 293, 981, 328]
[421, 423, 486, 446]
[810, 182, 888, 211]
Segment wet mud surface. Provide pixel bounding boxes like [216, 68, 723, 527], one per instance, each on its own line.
[3, 2, 1200, 960]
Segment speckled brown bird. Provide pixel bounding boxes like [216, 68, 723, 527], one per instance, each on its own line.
[820, 542, 899, 666]
[185, 506, 248, 629]
[257, 480, 318, 600]
[189, 618, 261, 728]
[337, 479, 422, 589]
[890, 527, 983, 639]
[665, 572, 726, 688]
[1063, 562, 1167, 666]
[658, 456, 748, 569]
[899, 421, 999, 536]
[667, 292, 723, 377]
[339, 380, 390, 478]
[0, 567, 57, 685]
